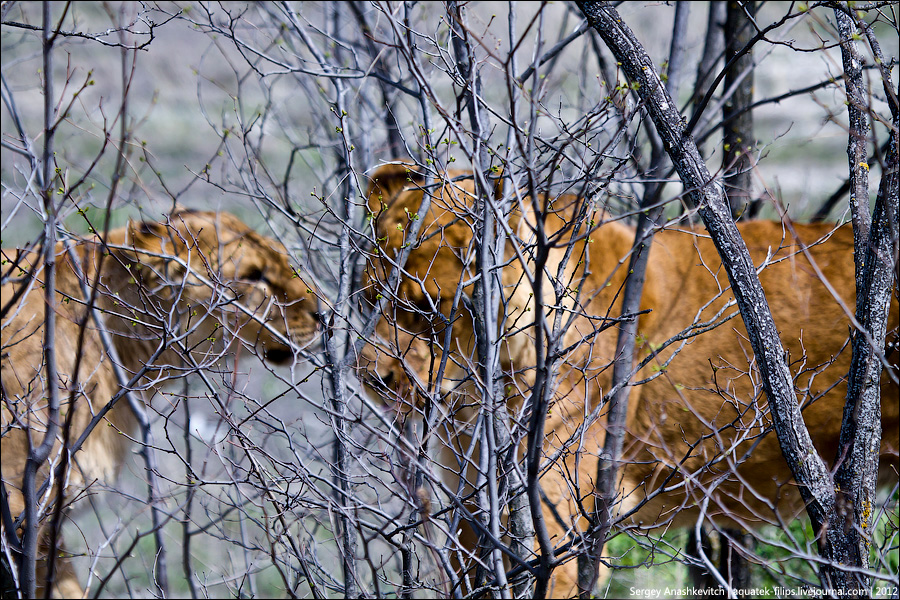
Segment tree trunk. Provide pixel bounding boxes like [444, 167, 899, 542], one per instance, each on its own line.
[723, 1, 758, 219]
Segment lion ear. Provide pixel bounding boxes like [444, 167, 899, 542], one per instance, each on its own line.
[367, 161, 424, 212]
[129, 219, 168, 250]
[118, 218, 174, 272]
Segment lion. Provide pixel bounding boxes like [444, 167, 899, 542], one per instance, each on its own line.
[1, 209, 320, 598]
[358, 161, 899, 597]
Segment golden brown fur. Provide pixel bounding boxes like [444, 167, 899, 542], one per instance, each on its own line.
[1, 210, 319, 597]
[358, 162, 900, 597]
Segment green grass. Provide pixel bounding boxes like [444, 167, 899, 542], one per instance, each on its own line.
[600, 499, 899, 599]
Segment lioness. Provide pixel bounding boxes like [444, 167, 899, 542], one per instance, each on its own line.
[1, 210, 319, 597]
[359, 162, 899, 597]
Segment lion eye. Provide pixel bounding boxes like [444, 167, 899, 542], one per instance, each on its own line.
[243, 268, 265, 283]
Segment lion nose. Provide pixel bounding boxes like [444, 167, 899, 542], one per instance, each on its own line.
[264, 346, 293, 364]
[379, 369, 396, 389]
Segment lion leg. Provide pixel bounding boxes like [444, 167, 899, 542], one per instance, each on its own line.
[46, 554, 83, 600]
[437, 413, 611, 599]
[31, 532, 83, 600]
[439, 432, 494, 594]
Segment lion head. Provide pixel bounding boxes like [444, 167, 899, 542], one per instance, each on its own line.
[359, 162, 484, 416]
[358, 162, 607, 418]
[115, 209, 320, 366]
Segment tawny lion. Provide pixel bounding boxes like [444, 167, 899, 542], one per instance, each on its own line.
[358, 162, 899, 597]
[1, 210, 320, 597]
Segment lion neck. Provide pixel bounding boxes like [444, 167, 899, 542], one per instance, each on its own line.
[503, 213, 664, 442]
[496, 211, 657, 398]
